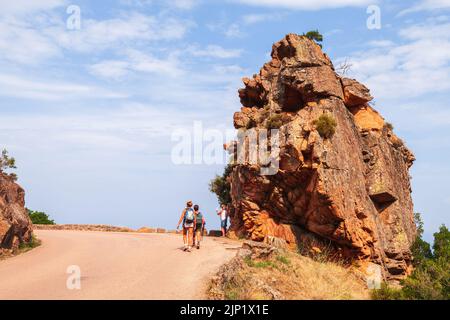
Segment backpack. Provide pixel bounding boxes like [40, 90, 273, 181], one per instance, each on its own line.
[184, 207, 195, 224]
[195, 212, 203, 225]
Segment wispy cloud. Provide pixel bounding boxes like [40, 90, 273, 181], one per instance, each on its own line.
[241, 12, 285, 25]
[170, 0, 200, 10]
[0, 0, 66, 16]
[398, 0, 450, 16]
[231, 0, 374, 10]
[47, 13, 194, 53]
[224, 23, 244, 38]
[338, 20, 450, 99]
[0, 73, 128, 101]
[0, 19, 61, 65]
[89, 49, 183, 80]
[119, 0, 200, 10]
[189, 45, 243, 58]
[207, 12, 285, 39]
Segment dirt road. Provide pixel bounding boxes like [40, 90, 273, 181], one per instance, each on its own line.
[0, 230, 240, 300]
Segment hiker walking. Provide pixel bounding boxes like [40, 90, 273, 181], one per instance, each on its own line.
[193, 205, 205, 249]
[177, 200, 195, 252]
[216, 204, 228, 237]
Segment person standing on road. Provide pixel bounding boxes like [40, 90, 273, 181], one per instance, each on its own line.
[177, 200, 195, 252]
[193, 205, 205, 249]
[216, 204, 228, 237]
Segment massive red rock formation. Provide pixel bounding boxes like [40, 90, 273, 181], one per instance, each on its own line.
[227, 34, 416, 281]
[0, 173, 33, 255]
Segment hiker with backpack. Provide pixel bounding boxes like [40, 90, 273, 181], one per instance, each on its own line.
[193, 205, 206, 249]
[177, 200, 195, 252]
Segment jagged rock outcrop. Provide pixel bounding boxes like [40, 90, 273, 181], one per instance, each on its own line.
[0, 173, 33, 255]
[227, 34, 416, 281]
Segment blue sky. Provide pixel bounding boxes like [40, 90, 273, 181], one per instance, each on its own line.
[0, 0, 449, 240]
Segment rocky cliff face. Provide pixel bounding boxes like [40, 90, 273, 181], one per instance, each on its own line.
[0, 173, 33, 255]
[227, 34, 416, 281]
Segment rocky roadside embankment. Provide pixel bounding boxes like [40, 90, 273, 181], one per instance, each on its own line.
[208, 240, 370, 300]
[0, 173, 33, 256]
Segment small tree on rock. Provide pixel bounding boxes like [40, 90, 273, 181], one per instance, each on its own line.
[0, 149, 18, 181]
[303, 30, 323, 47]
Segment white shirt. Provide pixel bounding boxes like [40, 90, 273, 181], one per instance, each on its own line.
[220, 210, 227, 221]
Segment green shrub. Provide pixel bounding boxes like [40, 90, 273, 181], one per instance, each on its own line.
[266, 114, 283, 129]
[372, 215, 449, 300]
[371, 283, 404, 300]
[244, 256, 277, 269]
[224, 287, 240, 300]
[27, 209, 55, 225]
[411, 213, 433, 266]
[19, 234, 41, 251]
[276, 255, 291, 265]
[433, 225, 450, 261]
[385, 122, 394, 131]
[313, 114, 337, 139]
[401, 258, 449, 300]
[209, 164, 233, 205]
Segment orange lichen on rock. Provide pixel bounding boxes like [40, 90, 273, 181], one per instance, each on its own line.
[349, 104, 385, 131]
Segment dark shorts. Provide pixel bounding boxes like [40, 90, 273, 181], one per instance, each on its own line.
[221, 220, 228, 229]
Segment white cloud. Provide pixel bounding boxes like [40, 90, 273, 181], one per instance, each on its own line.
[0, 19, 61, 65]
[89, 49, 183, 79]
[398, 0, 450, 16]
[367, 40, 395, 47]
[241, 13, 284, 25]
[47, 13, 193, 53]
[0, 73, 128, 101]
[119, 0, 153, 7]
[0, 100, 230, 155]
[0, 7, 194, 68]
[0, 0, 66, 16]
[232, 0, 373, 10]
[89, 61, 131, 80]
[119, 0, 199, 10]
[399, 20, 450, 40]
[207, 12, 285, 39]
[171, 0, 199, 9]
[224, 23, 244, 38]
[126, 49, 183, 76]
[338, 21, 450, 99]
[324, 29, 343, 37]
[190, 45, 242, 58]
[212, 65, 245, 74]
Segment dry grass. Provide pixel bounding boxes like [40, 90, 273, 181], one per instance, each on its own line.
[287, 254, 368, 299]
[213, 250, 369, 300]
